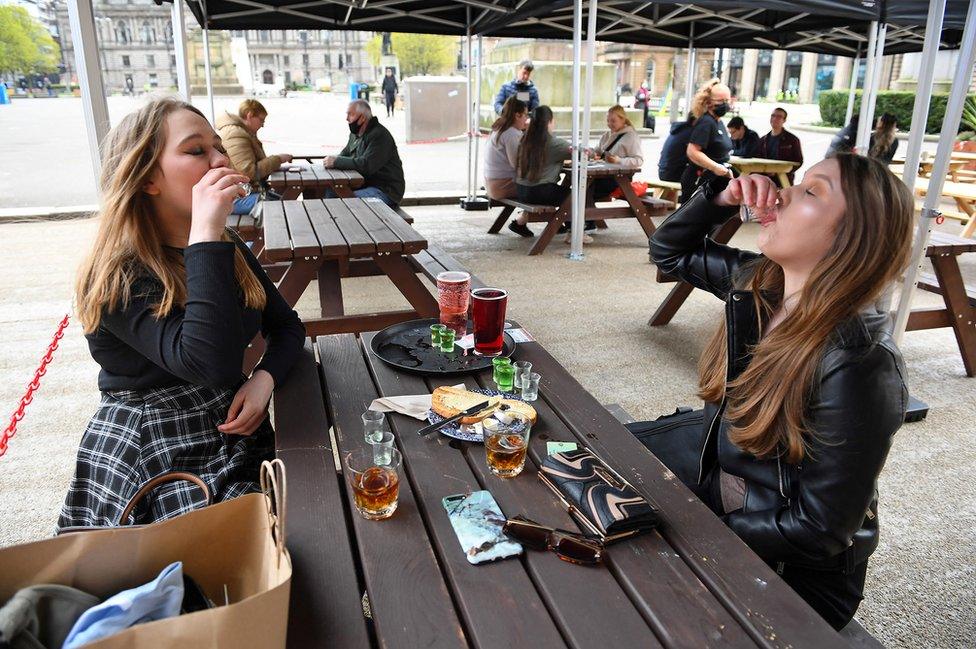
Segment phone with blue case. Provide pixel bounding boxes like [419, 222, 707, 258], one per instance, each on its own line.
[442, 490, 522, 565]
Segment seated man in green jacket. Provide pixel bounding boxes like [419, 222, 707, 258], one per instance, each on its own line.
[323, 99, 405, 207]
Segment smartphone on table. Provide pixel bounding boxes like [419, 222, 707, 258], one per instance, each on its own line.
[443, 490, 522, 565]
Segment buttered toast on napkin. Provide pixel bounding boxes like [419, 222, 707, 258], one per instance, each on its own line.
[431, 386, 537, 425]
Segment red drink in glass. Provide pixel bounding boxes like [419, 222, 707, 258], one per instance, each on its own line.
[436, 271, 470, 336]
[471, 288, 508, 356]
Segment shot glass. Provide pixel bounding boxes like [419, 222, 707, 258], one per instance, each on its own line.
[520, 372, 541, 402]
[483, 415, 531, 478]
[439, 327, 456, 352]
[430, 324, 447, 347]
[345, 448, 402, 520]
[513, 361, 532, 389]
[362, 409, 386, 444]
[495, 363, 516, 393]
[368, 430, 395, 466]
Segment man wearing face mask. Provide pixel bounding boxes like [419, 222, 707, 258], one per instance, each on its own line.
[680, 79, 735, 202]
[323, 99, 405, 207]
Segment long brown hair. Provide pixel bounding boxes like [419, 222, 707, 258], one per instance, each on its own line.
[77, 97, 266, 333]
[491, 96, 527, 136]
[697, 154, 913, 463]
[517, 105, 554, 182]
[869, 112, 897, 159]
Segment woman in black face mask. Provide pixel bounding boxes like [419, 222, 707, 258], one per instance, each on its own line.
[679, 79, 735, 202]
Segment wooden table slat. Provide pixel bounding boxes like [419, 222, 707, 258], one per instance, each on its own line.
[341, 197, 403, 253]
[273, 341, 371, 649]
[360, 198, 428, 255]
[283, 201, 321, 258]
[512, 340, 843, 648]
[262, 201, 294, 262]
[324, 199, 377, 256]
[317, 335, 470, 649]
[357, 334, 570, 649]
[303, 200, 350, 258]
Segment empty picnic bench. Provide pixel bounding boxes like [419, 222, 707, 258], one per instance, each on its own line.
[266, 166, 365, 200]
[904, 231, 976, 376]
[267, 326, 844, 647]
[487, 163, 672, 255]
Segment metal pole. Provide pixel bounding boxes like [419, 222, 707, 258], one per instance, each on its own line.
[569, 0, 583, 260]
[893, 0, 976, 343]
[200, 0, 215, 122]
[684, 26, 695, 117]
[171, 0, 191, 100]
[465, 10, 473, 201]
[66, 0, 110, 182]
[474, 35, 483, 198]
[856, 22, 886, 152]
[571, 0, 598, 259]
[844, 44, 861, 127]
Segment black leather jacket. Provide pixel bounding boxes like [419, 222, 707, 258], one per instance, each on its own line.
[649, 182, 908, 573]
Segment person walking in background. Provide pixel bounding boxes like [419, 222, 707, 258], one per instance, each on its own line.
[515, 106, 583, 243]
[494, 61, 540, 115]
[216, 99, 293, 215]
[324, 99, 405, 208]
[484, 97, 531, 235]
[727, 116, 760, 158]
[381, 68, 398, 118]
[868, 113, 899, 164]
[757, 107, 803, 185]
[681, 79, 735, 202]
[658, 114, 696, 185]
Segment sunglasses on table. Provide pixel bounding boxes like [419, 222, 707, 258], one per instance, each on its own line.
[503, 515, 604, 565]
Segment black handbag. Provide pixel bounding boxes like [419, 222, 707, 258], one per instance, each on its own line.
[626, 407, 707, 488]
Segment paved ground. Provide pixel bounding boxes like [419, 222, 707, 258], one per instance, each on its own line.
[0, 204, 972, 648]
[0, 92, 943, 210]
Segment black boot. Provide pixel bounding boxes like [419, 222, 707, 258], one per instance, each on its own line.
[508, 221, 534, 237]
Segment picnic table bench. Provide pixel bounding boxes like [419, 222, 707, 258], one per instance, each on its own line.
[648, 179, 682, 204]
[266, 166, 365, 200]
[914, 178, 976, 238]
[487, 163, 672, 255]
[730, 156, 797, 188]
[905, 231, 976, 376]
[271, 327, 844, 648]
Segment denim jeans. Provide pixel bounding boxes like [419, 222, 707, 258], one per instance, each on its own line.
[231, 192, 259, 215]
[324, 185, 397, 208]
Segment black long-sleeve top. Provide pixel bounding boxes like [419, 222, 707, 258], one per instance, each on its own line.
[87, 237, 305, 392]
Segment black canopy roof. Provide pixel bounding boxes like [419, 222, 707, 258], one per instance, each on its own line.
[182, 0, 969, 55]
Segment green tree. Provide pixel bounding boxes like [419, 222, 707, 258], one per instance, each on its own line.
[365, 34, 382, 69]
[0, 6, 60, 76]
[390, 33, 456, 77]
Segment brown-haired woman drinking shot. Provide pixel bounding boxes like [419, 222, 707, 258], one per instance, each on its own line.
[59, 97, 304, 530]
[637, 154, 914, 629]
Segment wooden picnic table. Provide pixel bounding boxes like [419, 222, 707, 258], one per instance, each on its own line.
[262, 197, 437, 338]
[914, 178, 976, 238]
[272, 329, 844, 648]
[905, 231, 976, 376]
[266, 165, 365, 200]
[730, 156, 797, 188]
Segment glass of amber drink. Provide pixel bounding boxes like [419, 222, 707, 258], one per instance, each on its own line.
[483, 415, 531, 478]
[345, 447, 402, 520]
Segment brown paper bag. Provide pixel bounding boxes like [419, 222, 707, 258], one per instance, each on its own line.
[0, 460, 292, 648]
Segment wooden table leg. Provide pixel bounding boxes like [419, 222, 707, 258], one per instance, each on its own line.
[283, 186, 302, 200]
[317, 260, 344, 318]
[374, 254, 439, 317]
[616, 174, 655, 237]
[276, 259, 321, 307]
[777, 172, 791, 188]
[488, 205, 515, 233]
[333, 183, 355, 199]
[931, 254, 976, 376]
[529, 208, 567, 255]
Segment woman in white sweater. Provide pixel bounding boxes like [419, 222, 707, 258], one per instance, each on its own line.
[586, 105, 645, 231]
[484, 97, 533, 237]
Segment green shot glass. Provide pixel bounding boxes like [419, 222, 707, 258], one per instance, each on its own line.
[492, 357, 512, 386]
[439, 327, 456, 352]
[430, 324, 447, 347]
[494, 363, 516, 393]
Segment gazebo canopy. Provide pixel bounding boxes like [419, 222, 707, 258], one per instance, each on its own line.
[183, 0, 969, 55]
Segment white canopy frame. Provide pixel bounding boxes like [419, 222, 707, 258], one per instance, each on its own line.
[171, 0, 193, 100]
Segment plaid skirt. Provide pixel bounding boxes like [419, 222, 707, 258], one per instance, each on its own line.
[57, 382, 275, 531]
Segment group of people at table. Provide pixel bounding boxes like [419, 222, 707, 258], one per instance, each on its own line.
[50, 56, 922, 636]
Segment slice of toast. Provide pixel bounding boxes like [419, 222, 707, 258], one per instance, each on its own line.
[431, 386, 537, 425]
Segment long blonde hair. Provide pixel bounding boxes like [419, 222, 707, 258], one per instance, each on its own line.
[607, 104, 633, 128]
[869, 113, 897, 159]
[690, 78, 724, 119]
[76, 97, 266, 333]
[697, 154, 913, 463]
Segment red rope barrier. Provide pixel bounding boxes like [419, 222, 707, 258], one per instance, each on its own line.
[0, 314, 70, 459]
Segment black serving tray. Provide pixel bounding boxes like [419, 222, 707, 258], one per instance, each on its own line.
[369, 318, 515, 375]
